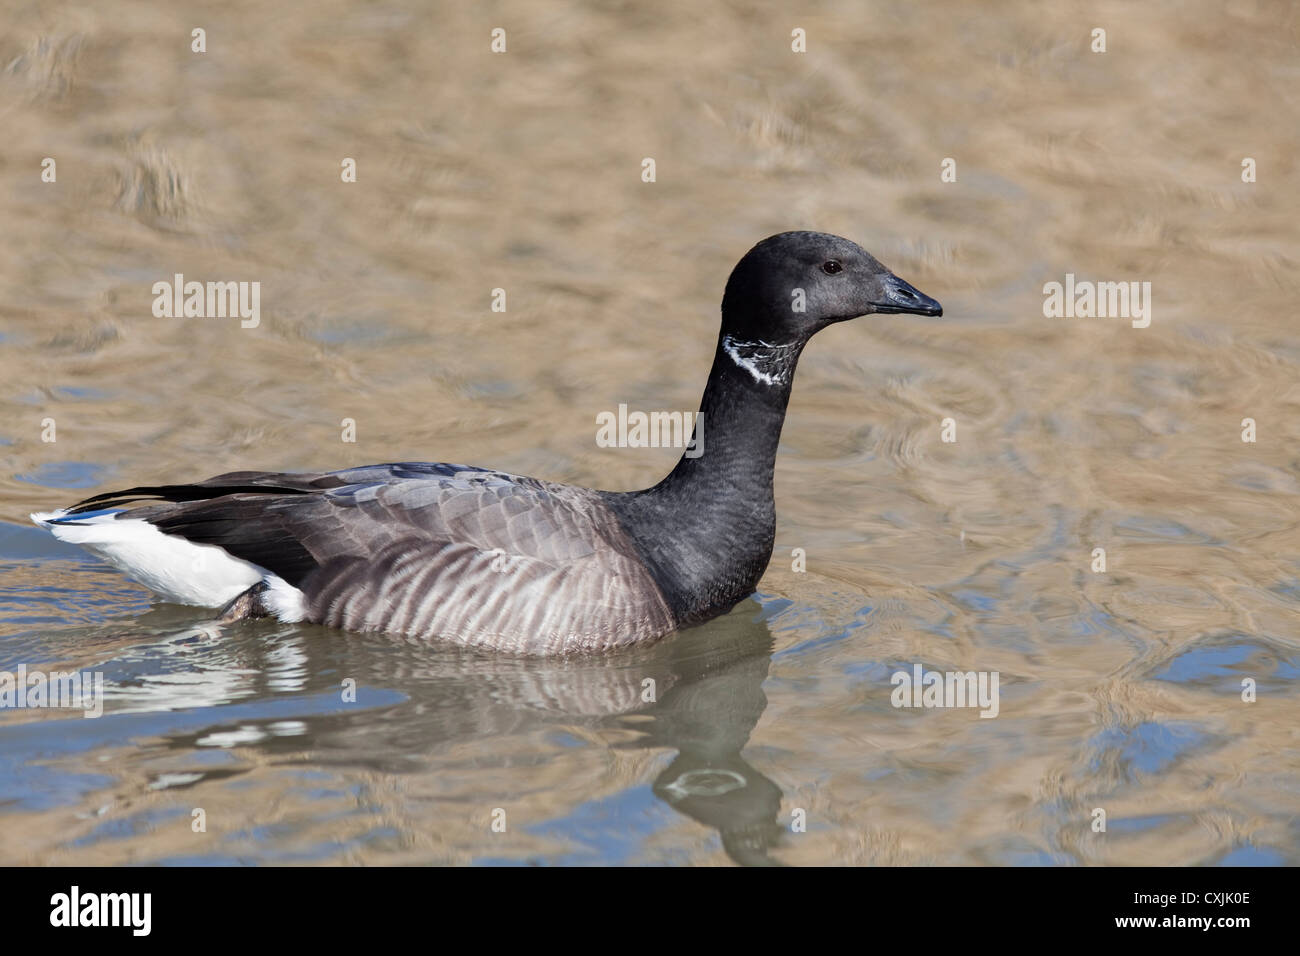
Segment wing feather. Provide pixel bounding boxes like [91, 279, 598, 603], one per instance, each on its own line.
[66, 462, 675, 651]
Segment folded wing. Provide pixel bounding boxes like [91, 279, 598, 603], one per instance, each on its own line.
[64, 462, 673, 652]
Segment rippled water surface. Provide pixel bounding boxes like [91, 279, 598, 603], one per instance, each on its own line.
[2, 0, 1299, 865]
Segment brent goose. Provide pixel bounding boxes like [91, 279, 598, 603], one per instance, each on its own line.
[33, 232, 942, 655]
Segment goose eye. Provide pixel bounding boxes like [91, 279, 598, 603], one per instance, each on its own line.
[821, 260, 843, 275]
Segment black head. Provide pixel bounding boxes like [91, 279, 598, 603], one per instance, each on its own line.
[720, 231, 942, 344]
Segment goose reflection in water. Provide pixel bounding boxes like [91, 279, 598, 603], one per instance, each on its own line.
[21, 598, 788, 865]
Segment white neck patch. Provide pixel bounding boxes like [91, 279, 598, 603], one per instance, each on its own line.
[721, 335, 798, 387]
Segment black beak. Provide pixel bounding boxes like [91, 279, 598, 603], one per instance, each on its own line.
[874, 273, 943, 316]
